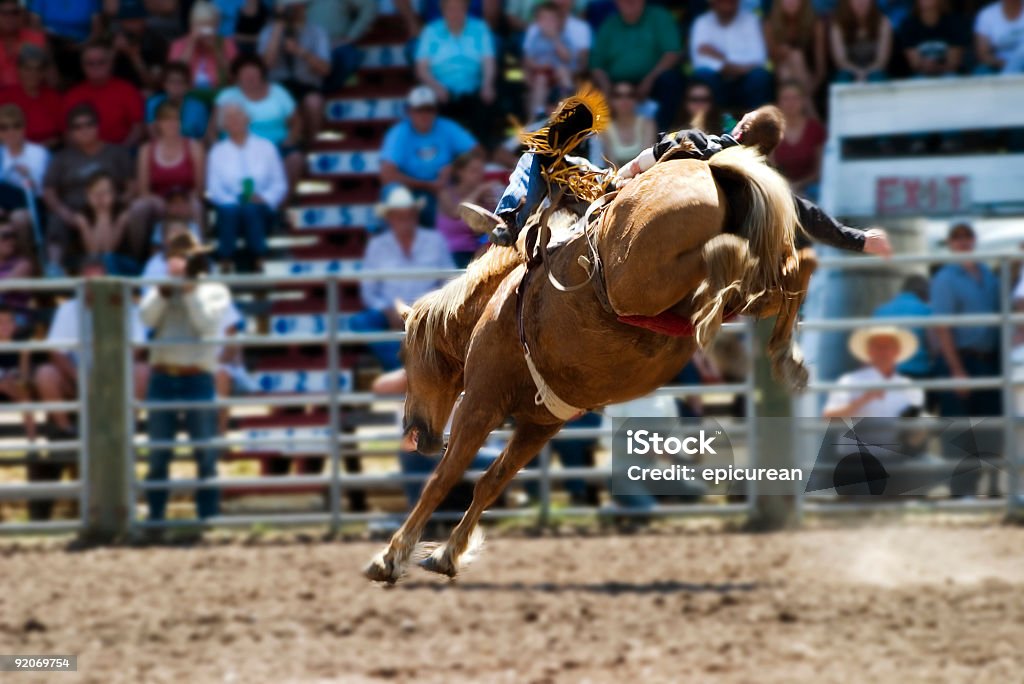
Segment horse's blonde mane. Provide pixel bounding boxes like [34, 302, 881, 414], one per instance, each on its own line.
[406, 245, 524, 365]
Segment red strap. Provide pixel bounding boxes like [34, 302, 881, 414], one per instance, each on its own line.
[617, 310, 738, 338]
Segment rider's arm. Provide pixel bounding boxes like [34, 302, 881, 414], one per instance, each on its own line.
[793, 194, 865, 252]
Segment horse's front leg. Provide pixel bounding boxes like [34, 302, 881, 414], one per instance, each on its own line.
[421, 419, 564, 578]
[364, 396, 504, 583]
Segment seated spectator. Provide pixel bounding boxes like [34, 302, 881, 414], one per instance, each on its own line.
[0, 103, 49, 216]
[311, 0, 377, 92]
[682, 81, 726, 134]
[973, 0, 1024, 74]
[137, 101, 206, 212]
[233, 0, 271, 57]
[380, 86, 479, 227]
[824, 327, 923, 420]
[207, 103, 287, 272]
[899, 0, 967, 77]
[929, 222, 1002, 496]
[0, 0, 46, 89]
[43, 104, 136, 274]
[0, 305, 34, 440]
[415, 0, 498, 147]
[63, 41, 145, 146]
[169, 1, 238, 96]
[523, 2, 587, 117]
[764, 0, 827, 97]
[28, 0, 101, 84]
[108, 3, 169, 92]
[352, 185, 454, 371]
[140, 231, 232, 526]
[0, 45, 64, 148]
[591, 0, 683, 130]
[598, 82, 656, 168]
[214, 54, 303, 190]
[690, 0, 773, 110]
[874, 274, 934, 379]
[436, 149, 501, 267]
[259, 0, 331, 144]
[822, 326, 924, 464]
[71, 171, 149, 275]
[146, 62, 211, 140]
[0, 219, 35, 317]
[772, 80, 826, 200]
[830, 0, 893, 83]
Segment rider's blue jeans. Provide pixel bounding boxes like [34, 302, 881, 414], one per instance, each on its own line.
[494, 152, 545, 232]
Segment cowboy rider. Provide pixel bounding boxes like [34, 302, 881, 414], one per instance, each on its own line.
[459, 94, 892, 258]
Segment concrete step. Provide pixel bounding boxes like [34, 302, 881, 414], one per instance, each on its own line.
[325, 96, 403, 123]
[263, 258, 364, 277]
[269, 312, 361, 337]
[251, 369, 354, 394]
[307, 149, 381, 176]
[287, 203, 375, 230]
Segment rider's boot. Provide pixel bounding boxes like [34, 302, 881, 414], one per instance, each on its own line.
[458, 202, 517, 247]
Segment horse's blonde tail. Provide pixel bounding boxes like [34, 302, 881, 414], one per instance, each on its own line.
[708, 146, 798, 301]
[691, 234, 756, 349]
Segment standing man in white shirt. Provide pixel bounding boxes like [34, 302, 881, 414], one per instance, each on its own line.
[690, 0, 773, 109]
[139, 231, 231, 524]
[206, 103, 287, 273]
[351, 185, 455, 371]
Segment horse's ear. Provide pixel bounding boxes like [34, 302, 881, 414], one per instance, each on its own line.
[395, 300, 413, 324]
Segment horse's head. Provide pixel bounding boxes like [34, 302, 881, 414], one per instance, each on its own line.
[398, 300, 463, 456]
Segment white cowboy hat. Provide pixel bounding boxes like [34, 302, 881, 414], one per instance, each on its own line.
[374, 185, 426, 218]
[848, 325, 919, 365]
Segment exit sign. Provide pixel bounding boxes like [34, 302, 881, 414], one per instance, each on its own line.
[875, 176, 971, 216]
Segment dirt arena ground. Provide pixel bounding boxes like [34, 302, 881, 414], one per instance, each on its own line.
[1, 521, 1022, 684]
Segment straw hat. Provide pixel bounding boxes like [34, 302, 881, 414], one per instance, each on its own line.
[374, 185, 425, 218]
[848, 326, 919, 365]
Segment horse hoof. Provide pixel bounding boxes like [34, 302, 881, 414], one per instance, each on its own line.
[363, 553, 402, 584]
[419, 549, 458, 578]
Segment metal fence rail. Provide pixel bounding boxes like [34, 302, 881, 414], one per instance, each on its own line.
[0, 280, 89, 534]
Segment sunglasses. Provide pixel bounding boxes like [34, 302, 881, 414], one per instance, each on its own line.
[688, 96, 712, 104]
[0, 122, 23, 131]
[84, 58, 109, 67]
[0, 231, 16, 241]
[71, 120, 97, 130]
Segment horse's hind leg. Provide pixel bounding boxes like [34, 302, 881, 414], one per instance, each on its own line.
[421, 419, 564, 578]
[363, 397, 506, 583]
[767, 248, 817, 391]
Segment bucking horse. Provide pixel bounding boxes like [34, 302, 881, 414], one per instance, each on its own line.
[363, 140, 817, 583]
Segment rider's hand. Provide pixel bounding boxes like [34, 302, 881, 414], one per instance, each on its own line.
[863, 228, 892, 258]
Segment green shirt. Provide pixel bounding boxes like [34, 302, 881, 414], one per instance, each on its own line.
[590, 6, 681, 83]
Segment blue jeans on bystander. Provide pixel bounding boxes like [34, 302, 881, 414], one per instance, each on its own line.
[145, 371, 220, 521]
[692, 66, 774, 110]
[214, 203, 273, 267]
